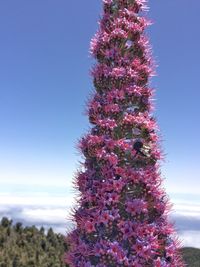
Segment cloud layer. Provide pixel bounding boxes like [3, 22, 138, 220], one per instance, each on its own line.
[0, 191, 200, 248]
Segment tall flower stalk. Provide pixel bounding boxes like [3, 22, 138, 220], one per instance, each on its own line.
[65, 1, 185, 266]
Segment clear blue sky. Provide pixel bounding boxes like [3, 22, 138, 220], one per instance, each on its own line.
[0, 0, 200, 247]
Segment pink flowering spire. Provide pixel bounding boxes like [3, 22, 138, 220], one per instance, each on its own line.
[65, 1, 185, 266]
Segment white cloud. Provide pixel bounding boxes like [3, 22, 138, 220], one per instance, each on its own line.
[21, 208, 68, 224]
[171, 201, 200, 217]
[0, 177, 73, 188]
[1, 189, 200, 248]
[0, 191, 78, 236]
[179, 231, 200, 248]
[0, 192, 80, 207]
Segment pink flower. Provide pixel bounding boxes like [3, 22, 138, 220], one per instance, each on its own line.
[154, 257, 169, 267]
[118, 220, 134, 239]
[132, 261, 143, 267]
[108, 241, 127, 263]
[96, 148, 107, 159]
[85, 220, 96, 233]
[127, 68, 137, 79]
[122, 113, 157, 131]
[90, 33, 100, 55]
[111, 67, 126, 78]
[117, 139, 132, 151]
[105, 88, 125, 102]
[127, 22, 142, 33]
[135, 0, 149, 11]
[154, 257, 162, 267]
[89, 99, 101, 112]
[87, 134, 103, 146]
[123, 114, 134, 124]
[78, 242, 92, 257]
[166, 244, 176, 258]
[108, 192, 120, 203]
[135, 225, 147, 238]
[154, 199, 166, 215]
[98, 118, 117, 130]
[110, 207, 120, 220]
[132, 239, 144, 254]
[115, 166, 126, 177]
[104, 103, 120, 114]
[100, 210, 111, 224]
[105, 139, 116, 150]
[101, 31, 110, 43]
[84, 261, 95, 267]
[150, 132, 158, 142]
[116, 249, 126, 263]
[103, 0, 112, 4]
[91, 63, 111, 78]
[106, 152, 118, 166]
[152, 148, 162, 160]
[125, 199, 147, 215]
[138, 17, 153, 28]
[101, 180, 113, 192]
[103, 47, 119, 59]
[125, 200, 137, 215]
[139, 245, 152, 260]
[109, 241, 120, 254]
[111, 28, 128, 39]
[93, 243, 102, 256]
[125, 85, 142, 97]
[113, 178, 125, 192]
[137, 35, 150, 50]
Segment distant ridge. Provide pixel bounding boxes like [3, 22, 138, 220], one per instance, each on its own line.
[0, 217, 68, 267]
[181, 247, 200, 267]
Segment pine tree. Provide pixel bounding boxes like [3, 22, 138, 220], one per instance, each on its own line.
[65, 1, 185, 266]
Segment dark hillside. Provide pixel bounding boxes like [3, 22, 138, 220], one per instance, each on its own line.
[181, 247, 200, 267]
[0, 217, 68, 267]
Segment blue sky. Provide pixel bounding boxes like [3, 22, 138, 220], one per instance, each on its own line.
[0, 0, 200, 247]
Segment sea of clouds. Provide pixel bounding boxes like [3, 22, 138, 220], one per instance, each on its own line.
[0, 182, 200, 249]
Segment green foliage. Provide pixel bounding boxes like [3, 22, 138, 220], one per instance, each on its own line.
[0, 217, 68, 267]
[181, 247, 200, 267]
[0, 217, 199, 266]
[1, 217, 12, 228]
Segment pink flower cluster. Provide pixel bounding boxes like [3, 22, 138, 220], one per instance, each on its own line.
[125, 198, 148, 215]
[111, 16, 151, 36]
[65, 0, 186, 266]
[116, 138, 133, 151]
[104, 103, 120, 114]
[97, 118, 117, 130]
[92, 64, 154, 84]
[103, 0, 149, 14]
[99, 208, 120, 224]
[103, 0, 112, 5]
[107, 241, 127, 263]
[122, 113, 157, 130]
